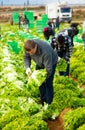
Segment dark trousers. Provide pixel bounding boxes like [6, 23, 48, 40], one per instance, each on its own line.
[36, 64, 56, 104]
[59, 63, 70, 76]
[58, 52, 70, 76]
[64, 63, 70, 76]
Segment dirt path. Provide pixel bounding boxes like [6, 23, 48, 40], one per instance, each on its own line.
[47, 108, 70, 130]
[47, 75, 85, 130]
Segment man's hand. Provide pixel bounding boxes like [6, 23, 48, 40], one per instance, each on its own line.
[58, 57, 61, 63]
[26, 67, 31, 76]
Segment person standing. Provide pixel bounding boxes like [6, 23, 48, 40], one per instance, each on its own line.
[24, 39, 58, 105]
[82, 31, 85, 51]
[56, 16, 60, 30]
[18, 16, 22, 29]
[24, 15, 30, 32]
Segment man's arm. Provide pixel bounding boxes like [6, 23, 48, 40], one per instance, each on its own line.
[65, 37, 73, 62]
[24, 51, 31, 69]
[43, 53, 53, 78]
[50, 37, 57, 49]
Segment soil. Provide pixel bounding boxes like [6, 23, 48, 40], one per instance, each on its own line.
[47, 108, 70, 130]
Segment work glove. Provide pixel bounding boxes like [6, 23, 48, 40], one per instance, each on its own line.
[26, 67, 31, 76]
[43, 103, 48, 110]
[58, 57, 61, 63]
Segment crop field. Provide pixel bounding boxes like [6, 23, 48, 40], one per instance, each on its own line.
[0, 14, 85, 130]
[0, 5, 85, 23]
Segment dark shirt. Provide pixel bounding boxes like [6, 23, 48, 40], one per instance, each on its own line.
[51, 34, 72, 61]
[24, 39, 58, 77]
[24, 17, 29, 25]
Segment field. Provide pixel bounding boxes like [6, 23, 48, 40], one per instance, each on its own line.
[0, 5, 85, 23]
[0, 5, 85, 130]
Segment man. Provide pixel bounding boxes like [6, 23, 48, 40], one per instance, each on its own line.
[18, 16, 22, 29]
[24, 39, 58, 105]
[56, 16, 60, 30]
[51, 34, 73, 76]
[24, 15, 30, 32]
[43, 26, 55, 40]
[59, 23, 79, 46]
[48, 20, 55, 30]
[43, 20, 55, 40]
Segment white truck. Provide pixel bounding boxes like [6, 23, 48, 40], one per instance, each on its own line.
[46, 3, 72, 22]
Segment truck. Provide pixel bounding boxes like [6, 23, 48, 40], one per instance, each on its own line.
[46, 3, 72, 23]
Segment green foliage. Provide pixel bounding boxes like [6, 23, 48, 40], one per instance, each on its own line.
[53, 76, 84, 111]
[71, 97, 85, 108]
[0, 109, 22, 129]
[57, 58, 67, 71]
[28, 69, 47, 87]
[64, 107, 85, 130]
[70, 46, 85, 85]
[0, 23, 85, 130]
[54, 76, 82, 97]
[78, 72, 85, 85]
[42, 103, 59, 120]
[54, 89, 79, 111]
[23, 120, 49, 130]
[77, 124, 85, 130]
[2, 117, 30, 130]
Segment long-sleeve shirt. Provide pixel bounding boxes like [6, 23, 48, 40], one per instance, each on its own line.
[51, 34, 73, 61]
[59, 28, 74, 45]
[24, 39, 58, 77]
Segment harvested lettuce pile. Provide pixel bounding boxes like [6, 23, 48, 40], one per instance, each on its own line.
[28, 69, 47, 87]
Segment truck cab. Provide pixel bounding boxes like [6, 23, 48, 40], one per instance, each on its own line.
[46, 3, 72, 23]
[57, 6, 72, 22]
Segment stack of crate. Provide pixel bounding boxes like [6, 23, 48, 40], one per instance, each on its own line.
[24, 11, 34, 29]
[12, 12, 19, 24]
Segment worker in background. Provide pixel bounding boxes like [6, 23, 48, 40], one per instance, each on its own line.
[43, 20, 55, 40]
[18, 16, 22, 29]
[59, 23, 79, 46]
[24, 39, 58, 105]
[43, 27, 55, 40]
[24, 15, 30, 32]
[56, 16, 60, 30]
[50, 34, 73, 76]
[48, 20, 55, 30]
